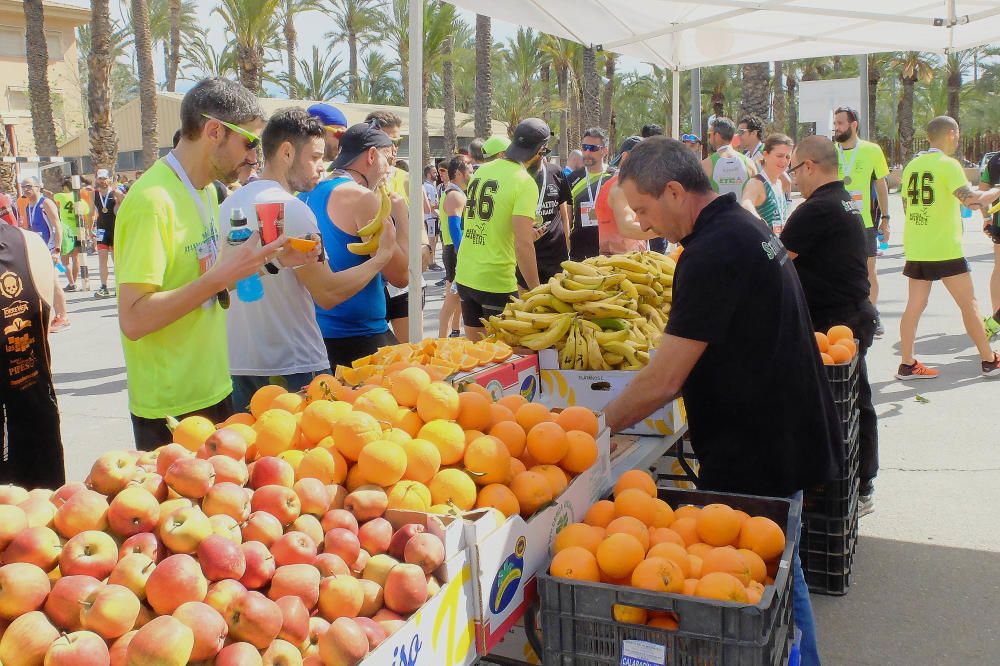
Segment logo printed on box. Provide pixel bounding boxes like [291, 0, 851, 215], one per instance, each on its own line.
[485, 379, 504, 400]
[489, 536, 526, 614]
[392, 634, 423, 666]
[547, 503, 573, 554]
[519, 374, 538, 402]
[621, 639, 667, 666]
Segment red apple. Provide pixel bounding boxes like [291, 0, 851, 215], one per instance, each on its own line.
[88, 450, 137, 496]
[271, 531, 317, 567]
[323, 528, 361, 565]
[207, 455, 249, 486]
[214, 642, 263, 666]
[145, 553, 208, 615]
[2, 525, 62, 571]
[320, 509, 358, 535]
[0, 484, 29, 504]
[251, 485, 301, 526]
[268, 564, 320, 609]
[0, 562, 50, 619]
[108, 486, 160, 537]
[44, 629, 111, 665]
[351, 549, 370, 576]
[293, 478, 331, 516]
[318, 617, 369, 666]
[358, 517, 392, 556]
[158, 505, 212, 554]
[53, 489, 109, 539]
[44, 575, 103, 630]
[0, 611, 60, 666]
[125, 615, 194, 666]
[199, 427, 248, 461]
[225, 590, 283, 649]
[242, 511, 283, 547]
[197, 534, 247, 581]
[387, 523, 427, 559]
[109, 553, 156, 600]
[131, 471, 168, 502]
[154, 498, 192, 530]
[0, 505, 28, 549]
[249, 456, 294, 489]
[108, 630, 137, 666]
[202, 482, 251, 522]
[119, 532, 165, 563]
[291, 514, 324, 545]
[51, 482, 87, 508]
[80, 583, 141, 639]
[165, 457, 216, 499]
[60, 529, 119, 578]
[172, 600, 228, 661]
[17, 497, 56, 529]
[209, 514, 244, 544]
[262, 638, 303, 666]
[154, 443, 194, 477]
[275, 594, 310, 644]
[204, 579, 246, 615]
[301, 616, 330, 659]
[239, 540, 276, 590]
[313, 553, 351, 578]
[354, 616, 389, 649]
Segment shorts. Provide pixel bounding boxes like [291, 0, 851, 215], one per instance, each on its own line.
[864, 226, 878, 258]
[385, 286, 427, 321]
[97, 242, 113, 251]
[131, 395, 234, 453]
[456, 283, 516, 328]
[985, 222, 1000, 245]
[516, 259, 564, 290]
[61, 237, 82, 254]
[442, 244, 457, 283]
[425, 217, 438, 238]
[902, 258, 970, 281]
[324, 331, 394, 370]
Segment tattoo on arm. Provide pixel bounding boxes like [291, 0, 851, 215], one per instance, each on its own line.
[955, 185, 979, 205]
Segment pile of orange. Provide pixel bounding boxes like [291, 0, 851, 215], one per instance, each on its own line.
[185, 368, 601, 522]
[548, 470, 787, 625]
[815, 325, 858, 366]
[335, 338, 513, 386]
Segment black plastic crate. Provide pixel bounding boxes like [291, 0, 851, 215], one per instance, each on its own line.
[800, 516, 858, 596]
[802, 418, 859, 518]
[825, 350, 859, 402]
[801, 499, 858, 555]
[537, 487, 800, 666]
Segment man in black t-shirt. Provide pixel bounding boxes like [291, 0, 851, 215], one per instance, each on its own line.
[517, 155, 571, 288]
[980, 151, 1000, 338]
[781, 135, 878, 517]
[604, 137, 839, 666]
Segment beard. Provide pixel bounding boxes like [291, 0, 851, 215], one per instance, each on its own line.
[834, 129, 854, 143]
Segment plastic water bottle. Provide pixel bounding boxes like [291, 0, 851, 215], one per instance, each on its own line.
[227, 207, 264, 303]
[877, 230, 888, 251]
[55, 261, 66, 274]
[960, 205, 972, 219]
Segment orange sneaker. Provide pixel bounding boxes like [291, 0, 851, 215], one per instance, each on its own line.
[895, 359, 938, 380]
[50, 316, 71, 333]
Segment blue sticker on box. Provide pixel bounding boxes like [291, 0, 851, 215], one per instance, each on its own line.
[621, 639, 666, 666]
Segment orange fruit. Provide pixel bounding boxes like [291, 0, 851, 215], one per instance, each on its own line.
[613, 469, 657, 498]
[687, 542, 713, 558]
[415, 382, 460, 422]
[475, 484, 520, 517]
[688, 555, 703, 578]
[344, 463, 368, 491]
[496, 394, 528, 412]
[631, 557, 684, 593]
[612, 604, 648, 625]
[694, 572, 749, 603]
[428, 468, 477, 510]
[300, 400, 353, 444]
[696, 504, 742, 546]
[460, 382, 492, 399]
[392, 409, 424, 438]
[509, 471, 554, 517]
[549, 546, 599, 582]
[647, 542, 691, 577]
[597, 532, 645, 579]
[464, 436, 512, 485]
[583, 500, 616, 528]
[747, 580, 765, 604]
[647, 614, 679, 630]
[814, 332, 829, 353]
[249, 384, 287, 418]
[389, 367, 432, 407]
[357, 440, 408, 487]
[649, 499, 675, 528]
[827, 344, 852, 364]
[515, 402, 553, 433]
[820, 352, 834, 365]
[386, 480, 432, 511]
[554, 406, 599, 438]
[673, 505, 701, 521]
[683, 578, 698, 595]
[221, 412, 255, 427]
[417, 420, 466, 465]
[456, 392, 493, 432]
[560, 431, 599, 474]
[525, 422, 568, 464]
[304, 374, 339, 403]
[701, 546, 752, 586]
[270, 392, 304, 414]
[738, 516, 786, 562]
[649, 527, 685, 548]
[605, 516, 650, 551]
[734, 510, 750, 526]
[671, 517, 700, 547]
[329, 411, 382, 461]
[833, 338, 857, 357]
[827, 324, 854, 344]
[530, 464, 569, 497]
[464, 429, 485, 445]
[554, 523, 604, 555]
[489, 421, 527, 458]
[252, 409, 298, 457]
[400, 438, 441, 484]
[353, 387, 399, 422]
[171, 415, 216, 452]
[489, 403, 516, 425]
[737, 548, 767, 584]
[297, 445, 348, 485]
[614, 488, 658, 525]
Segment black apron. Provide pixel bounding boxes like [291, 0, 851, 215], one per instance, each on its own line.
[0, 224, 65, 489]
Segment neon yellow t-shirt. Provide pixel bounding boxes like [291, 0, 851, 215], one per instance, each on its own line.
[114, 159, 231, 419]
[901, 150, 968, 262]
[389, 168, 409, 203]
[455, 159, 539, 294]
[52, 192, 89, 235]
[837, 139, 890, 229]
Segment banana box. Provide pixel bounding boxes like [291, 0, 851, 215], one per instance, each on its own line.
[461, 425, 612, 653]
[537, 348, 686, 436]
[452, 354, 540, 402]
[485, 617, 541, 663]
[652, 436, 700, 489]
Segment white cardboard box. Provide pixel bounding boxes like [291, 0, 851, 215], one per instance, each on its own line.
[451, 354, 541, 402]
[537, 349, 686, 436]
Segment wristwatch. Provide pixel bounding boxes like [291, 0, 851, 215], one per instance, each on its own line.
[880, 215, 890, 220]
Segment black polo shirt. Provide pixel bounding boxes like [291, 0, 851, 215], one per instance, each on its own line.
[779, 181, 870, 319]
[517, 161, 571, 287]
[667, 194, 842, 497]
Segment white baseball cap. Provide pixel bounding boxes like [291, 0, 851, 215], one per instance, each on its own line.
[96, 169, 110, 179]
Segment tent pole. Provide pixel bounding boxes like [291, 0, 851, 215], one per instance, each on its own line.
[407, 0, 424, 342]
[858, 55, 869, 139]
[691, 68, 701, 137]
[671, 68, 680, 139]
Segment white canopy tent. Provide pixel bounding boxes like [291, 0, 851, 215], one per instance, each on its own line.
[403, 0, 1000, 339]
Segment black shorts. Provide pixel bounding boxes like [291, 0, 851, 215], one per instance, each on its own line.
[902, 258, 970, 281]
[324, 331, 394, 369]
[384, 287, 427, 321]
[985, 222, 1000, 245]
[442, 244, 457, 283]
[516, 259, 564, 290]
[864, 226, 878, 258]
[456, 283, 516, 328]
[131, 395, 234, 453]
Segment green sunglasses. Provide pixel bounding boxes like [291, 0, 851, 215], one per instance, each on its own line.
[202, 113, 260, 149]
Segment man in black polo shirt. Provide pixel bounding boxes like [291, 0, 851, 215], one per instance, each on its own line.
[605, 137, 840, 666]
[517, 152, 572, 289]
[780, 135, 878, 518]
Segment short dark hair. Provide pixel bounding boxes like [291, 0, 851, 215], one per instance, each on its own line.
[62, 176, 73, 189]
[364, 110, 402, 130]
[619, 137, 712, 196]
[927, 115, 959, 139]
[763, 133, 794, 153]
[261, 107, 324, 160]
[834, 106, 859, 124]
[423, 165, 434, 178]
[794, 135, 839, 172]
[739, 114, 765, 138]
[641, 124, 664, 138]
[172, 129, 182, 148]
[457, 147, 471, 157]
[447, 155, 470, 181]
[710, 117, 736, 141]
[583, 127, 608, 144]
[469, 138, 485, 161]
[395, 160, 409, 172]
[180, 77, 264, 141]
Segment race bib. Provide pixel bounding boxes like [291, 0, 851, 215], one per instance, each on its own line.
[580, 202, 598, 228]
[196, 237, 220, 310]
[94, 228, 106, 242]
[848, 189, 864, 213]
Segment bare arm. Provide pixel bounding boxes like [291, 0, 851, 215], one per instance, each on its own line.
[604, 334, 707, 432]
[608, 184, 657, 240]
[21, 229, 56, 310]
[513, 214, 540, 289]
[875, 178, 890, 241]
[42, 199, 61, 251]
[701, 156, 713, 179]
[739, 178, 766, 218]
[296, 222, 395, 309]
[560, 202, 571, 251]
[955, 184, 997, 210]
[380, 193, 410, 288]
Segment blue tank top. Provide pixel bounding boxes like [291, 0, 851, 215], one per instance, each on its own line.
[299, 177, 387, 338]
[27, 196, 53, 248]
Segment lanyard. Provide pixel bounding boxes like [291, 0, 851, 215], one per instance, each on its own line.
[536, 165, 549, 215]
[763, 176, 785, 219]
[27, 197, 41, 224]
[585, 171, 605, 205]
[747, 144, 763, 162]
[837, 143, 860, 183]
[98, 189, 113, 212]
[164, 152, 214, 235]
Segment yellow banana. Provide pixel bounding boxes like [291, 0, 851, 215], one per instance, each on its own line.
[578, 319, 602, 332]
[574, 301, 642, 319]
[602, 340, 640, 366]
[349, 184, 392, 253]
[633, 283, 659, 300]
[573, 325, 586, 370]
[618, 279, 639, 301]
[346, 235, 379, 255]
[560, 260, 603, 278]
[584, 328, 608, 370]
[595, 329, 629, 345]
[560, 322, 577, 369]
[602, 352, 624, 366]
[637, 350, 650, 364]
[542, 294, 575, 313]
[606, 256, 649, 273]
[620, 269, 654, 285]
[549, 277, 611, 304]
[518, 314, 575, 350]
[489, 317, 536, 334]
[513, 310, 570, 329]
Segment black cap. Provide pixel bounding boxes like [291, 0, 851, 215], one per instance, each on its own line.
[609, 136, 642, 168]
[505, 118, 552, 162]
[331, 122, 394, 170]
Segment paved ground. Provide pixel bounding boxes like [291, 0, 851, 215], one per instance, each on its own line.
[47, 197, 1000, 665]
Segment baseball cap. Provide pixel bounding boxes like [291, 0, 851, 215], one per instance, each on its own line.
[331, 122, 394, 170]
[482, 135, 511, 158]
[307, 103, 348, 129]
[681, 133, 702, 144]
[96, 168, 110, 179]
[610, 135, 642, 168]
[505, 118, 552, 162]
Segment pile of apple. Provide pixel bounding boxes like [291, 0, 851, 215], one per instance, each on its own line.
[0, 429, 450, 666]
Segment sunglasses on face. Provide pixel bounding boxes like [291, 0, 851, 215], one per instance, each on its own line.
[681, 134, 700, 143]
[581, 144, 604, 152]
[202, 113, 260, 150]
[788, 160, 808, 175]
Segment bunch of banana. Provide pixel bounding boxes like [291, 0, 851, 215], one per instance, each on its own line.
[347, 182, 391, 255]
[482, 250, 677, 370]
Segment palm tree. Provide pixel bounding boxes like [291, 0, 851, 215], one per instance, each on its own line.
[379, 0, 410, 100]
[326, 0, 383, 102]
[0, 129, 14, 194]
[944, 50, 975, 125]
[503, 28, 544, 100]
[442, 35, 456, 154]
[184, 34, 238, 80]
[740, 62, 770, 120]
[294, 46, 348, 100]
[281, 0, 323, 98]
[77, 20, 137, 107]
[420, 1, 459, 161]
[474, 14, 492, 139]
[893, 51, 935, 160]
[541, 36, 575, 160]
[124, 0, 201, 91]
[131, 0, 158, 168]
[88, 0, 119, 172]
[784, 62, 800, 140]
[214, 0, 284, 93]
[167, 0, 181, 91]
[355, 49, 401, 104]
[772, 61, 785, 133]
[23, 0, 59, 160]
[866, 53, 894, 139]
[601, 52, 616, 134]
[581, 46, 600, 129]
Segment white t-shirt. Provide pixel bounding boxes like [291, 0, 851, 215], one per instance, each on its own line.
[219, 180, 329, 376]
[423, 181, 438, 221]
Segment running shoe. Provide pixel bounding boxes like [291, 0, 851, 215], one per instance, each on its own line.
[429, 263, 443, 271]
[94, 286, 113, 299]
[50, 316, 71, 333]
[874, 315, 885, 338]
[858, 493, 874, 518]
[984, 316, 1000, 341]
[63, 283, 77, 292]
[982, 352, 1000, 377]
[434, 279, 447, 287]
[448, 330, 461, 338]
[895, 360, 938, 380]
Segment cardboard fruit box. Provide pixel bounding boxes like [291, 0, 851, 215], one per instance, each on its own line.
[452, 354, 541, 402]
